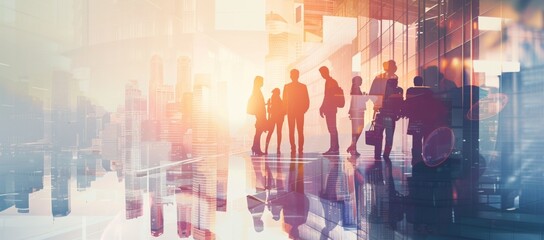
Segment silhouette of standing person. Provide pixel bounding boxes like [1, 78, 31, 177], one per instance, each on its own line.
[319, 66, 341, 155]
[247, 76, 266, 156]
[375, 78, 404, 159]
[370, 60, 398, 112]
[369, 60, 399, 159]
[264, 88, 285, 155]
[404, 76, 433, 166]
[347, 76, 371, 156]
[283, 69, 310, 155]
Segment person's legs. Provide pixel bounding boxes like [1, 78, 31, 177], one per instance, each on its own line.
[412, 134, 423, 165]
[331, 114, 339, 151]
[296, 114, 304, 153]
[348, 119, 357, 152]
[252, 116, 261, 153]
[288, 114, 296, 153]
[349, 117, 364, 155]
[265, 121, 275, 154]
[383, 117, 396, 158]
[276, 118, 284, 153]
[253, 128, 264, 154]
[374, 116, 385, 159]
[325, 113, 339, 153]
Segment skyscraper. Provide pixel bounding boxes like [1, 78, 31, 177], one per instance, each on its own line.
[176, 56, 193, 103]
[216, 81, 229, 211]
[51, 151, 71, 217]
[191, 74, 217, 240]
[177, 186, 193, 238]
[266, 12, 290, 86]
[303, 0, 336, 42]
[124, 81, 146, 219]
[149, 55, 164, 121]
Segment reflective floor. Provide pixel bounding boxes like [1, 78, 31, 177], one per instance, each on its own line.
[1, 149, 543, 240]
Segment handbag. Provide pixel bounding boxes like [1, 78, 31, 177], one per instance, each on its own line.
[365, 111, 381, 146]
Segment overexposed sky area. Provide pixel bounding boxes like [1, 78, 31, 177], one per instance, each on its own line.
[215, 0, 265, 31]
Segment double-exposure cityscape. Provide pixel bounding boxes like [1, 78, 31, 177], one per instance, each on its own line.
[1, 0, 544, 239]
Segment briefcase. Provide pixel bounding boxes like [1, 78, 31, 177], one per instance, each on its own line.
[365, 112, 381, 146]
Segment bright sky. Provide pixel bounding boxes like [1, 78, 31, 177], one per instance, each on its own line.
[215, 0, 266, 31]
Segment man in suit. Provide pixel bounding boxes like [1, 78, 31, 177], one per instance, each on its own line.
[283, 69, 310, 155]
[319, 66, 341, 155]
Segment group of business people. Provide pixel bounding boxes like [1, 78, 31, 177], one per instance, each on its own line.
[248, 60, 435, 162]
[247, 69, 309, 156]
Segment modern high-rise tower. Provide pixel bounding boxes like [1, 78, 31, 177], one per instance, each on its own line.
[191, 74, 217, 240]
[124, 81, 147, 219]
[149, 55, 164, 121]
[176, 56, 193, 103]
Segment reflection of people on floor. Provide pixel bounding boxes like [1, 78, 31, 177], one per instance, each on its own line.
[319, 66, 342, 155]
[407, 161, 453, 235]
[283, 69, 310, 155]
[383, 157, 404, 230]
[247, 76, 267, 156]
[265, 88, 285, 155]
[267, 156, 286, 221]
[374, 78, 404, 159]
[365, 160, 396, 239]
[282, 162, 309, 239]
[246, 156, 294, 232]
[246, 155, 276, 232]
[404, 76, 434, 166]
[319, 156, 358, 239]
[347, 76, 373, 156]
[319, 155, 344, 239]
[246, 192, 266, 232]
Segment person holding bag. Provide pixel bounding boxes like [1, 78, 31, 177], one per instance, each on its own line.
[376, 78, 404, 159]
[347, 76, 372, 156]
[247, 76, 267, 156]
[368, 60, 400, 159]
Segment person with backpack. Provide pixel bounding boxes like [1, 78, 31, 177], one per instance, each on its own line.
[319, 66, 344, 155]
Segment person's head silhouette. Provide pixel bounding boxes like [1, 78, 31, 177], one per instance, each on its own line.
[271, 88, 280, 96]
[253, 218, 264, 232]
[413, 76, 424, 86]
[383, 60, 397, 75]
[254, 76, 263, 89]
[386, 77, 399, 89]
[290, 69, 299, 83]
[351, 76, 363, 95]
[352, 76, 362, 86]
[319, 66, 330, 79]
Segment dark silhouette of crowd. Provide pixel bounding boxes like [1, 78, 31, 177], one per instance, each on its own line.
[247, 60, 459, 165]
